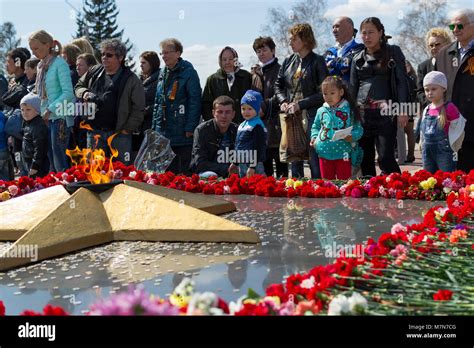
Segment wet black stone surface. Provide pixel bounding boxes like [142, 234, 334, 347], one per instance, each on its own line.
[0, 196, 437, 314]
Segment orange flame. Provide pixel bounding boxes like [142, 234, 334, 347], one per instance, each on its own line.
[66, 124, 120, 184]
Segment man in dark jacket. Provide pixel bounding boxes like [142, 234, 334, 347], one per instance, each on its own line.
[202, 47, 252, 124]
[436, 9, 474, 172]
[190, 96, 239, 177]
[251, 36, 288, 178]
[75, 39, 145, 165]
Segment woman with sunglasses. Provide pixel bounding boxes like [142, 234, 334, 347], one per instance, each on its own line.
[436, 8, 474, 173]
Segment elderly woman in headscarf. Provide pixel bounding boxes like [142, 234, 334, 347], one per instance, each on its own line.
[201, 46, 252, 124]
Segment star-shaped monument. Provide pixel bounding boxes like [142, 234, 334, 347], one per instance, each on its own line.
[0, 181, 259, 271]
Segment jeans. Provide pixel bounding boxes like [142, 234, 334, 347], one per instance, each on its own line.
[239, 162, 265, 177]
[422, 139, 456, 173]
[48, 119, 71, 172]
[86, 130, 133, 165]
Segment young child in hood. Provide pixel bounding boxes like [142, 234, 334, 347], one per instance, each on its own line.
[20, 93, 49, 178]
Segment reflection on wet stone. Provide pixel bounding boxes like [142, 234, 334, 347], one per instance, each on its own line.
[0, 196, 437, 314]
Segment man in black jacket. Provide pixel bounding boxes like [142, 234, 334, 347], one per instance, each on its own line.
[190, 96, 239, 177]
[251, 36, 288, 178]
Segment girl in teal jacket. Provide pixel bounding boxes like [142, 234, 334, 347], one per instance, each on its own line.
[310, 76, 363, 180]
[29, 30, 74, 173]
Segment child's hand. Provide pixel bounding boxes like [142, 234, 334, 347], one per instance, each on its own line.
[344, 135, 353, 142]
[246, 167, 255, 178]
[29, 168, 38, 177]
[228, 163, 239, 175]
[310, 138, 316, 146]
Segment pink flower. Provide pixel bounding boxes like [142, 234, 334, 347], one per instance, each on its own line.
[391, 223, 407, 235]
[7, 185, 18, 197]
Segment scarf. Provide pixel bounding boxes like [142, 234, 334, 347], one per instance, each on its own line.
[35, 54, 56, 101]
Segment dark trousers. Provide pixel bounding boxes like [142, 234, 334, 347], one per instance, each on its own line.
[457, 141, 474, 173]
[360, 111, 401, 177]
[264, 147, 288, 178]
[169, 145, 192, 175]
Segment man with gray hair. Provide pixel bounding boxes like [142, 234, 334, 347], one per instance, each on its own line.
[436, 9, 474, 172]
[324, 16, 364, 81]
[75, 38, 145, 165]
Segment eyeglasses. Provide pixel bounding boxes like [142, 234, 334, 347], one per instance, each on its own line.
[101, 52, 115, 58]
[159, 51, 176, 56]
[449, 23, 464, 31]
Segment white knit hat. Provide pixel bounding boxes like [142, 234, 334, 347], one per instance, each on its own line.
[423, 71, 448, 89]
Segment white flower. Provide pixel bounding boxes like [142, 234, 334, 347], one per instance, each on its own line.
[228, 295, 247, 315]
[187, 292, 218, 315]
[327, 294, 350, 315]
[223, 185, 230, 194]
[300, 276, 316, 289]
[348, 292, 368, 314]
[174, 277, 195, 297]
[129, 171, 137, 179]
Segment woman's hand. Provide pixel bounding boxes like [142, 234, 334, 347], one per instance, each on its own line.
[398, 114, 408, 128]
[43, 110, 51, 124]
[287, 102, 300, 114]
[228, 163, 239, 175]
[309, 137, 316, 146]
[280, 102, 289, 113]
[344, 135, 353, 142]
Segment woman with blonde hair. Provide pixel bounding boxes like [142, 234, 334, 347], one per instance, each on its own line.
[62, 43, 81, 85]
[71, 36, 95, 55]
[29, 29, 74, 172]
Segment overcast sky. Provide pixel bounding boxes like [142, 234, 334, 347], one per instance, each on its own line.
[0, 0, 470, 81]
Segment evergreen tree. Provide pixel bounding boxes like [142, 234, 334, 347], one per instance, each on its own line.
[0, 22, 21, 75]
[75, 0, 135, 68]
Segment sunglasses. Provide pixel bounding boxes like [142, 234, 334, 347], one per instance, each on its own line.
[449, 23, 464, 31]
[101, 52, 115, 58]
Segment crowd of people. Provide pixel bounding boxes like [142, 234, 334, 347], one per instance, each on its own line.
[0, 8, 472, 182]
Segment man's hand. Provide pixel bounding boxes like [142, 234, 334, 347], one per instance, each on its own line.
[185, 131, 193, 138]
[228, 163, 239, 175]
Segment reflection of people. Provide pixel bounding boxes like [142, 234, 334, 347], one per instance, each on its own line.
[190, 96, 239, 177]
[227, 259, 248, 290]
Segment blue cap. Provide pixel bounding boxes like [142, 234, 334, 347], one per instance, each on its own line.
[241, 90, 263, 115]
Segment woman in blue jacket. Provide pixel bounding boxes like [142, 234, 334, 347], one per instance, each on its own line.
[152, 38, 202, 175]
[29, 30, 74, 173]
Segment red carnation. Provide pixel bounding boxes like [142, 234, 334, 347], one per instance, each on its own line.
[0, 301, 5, 316]
[433, 289, 453, 301]
[42, 304, 69, 316]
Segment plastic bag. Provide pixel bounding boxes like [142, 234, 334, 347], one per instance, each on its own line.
[279, 111, 309, 163]
[134, 129, 175, 173]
